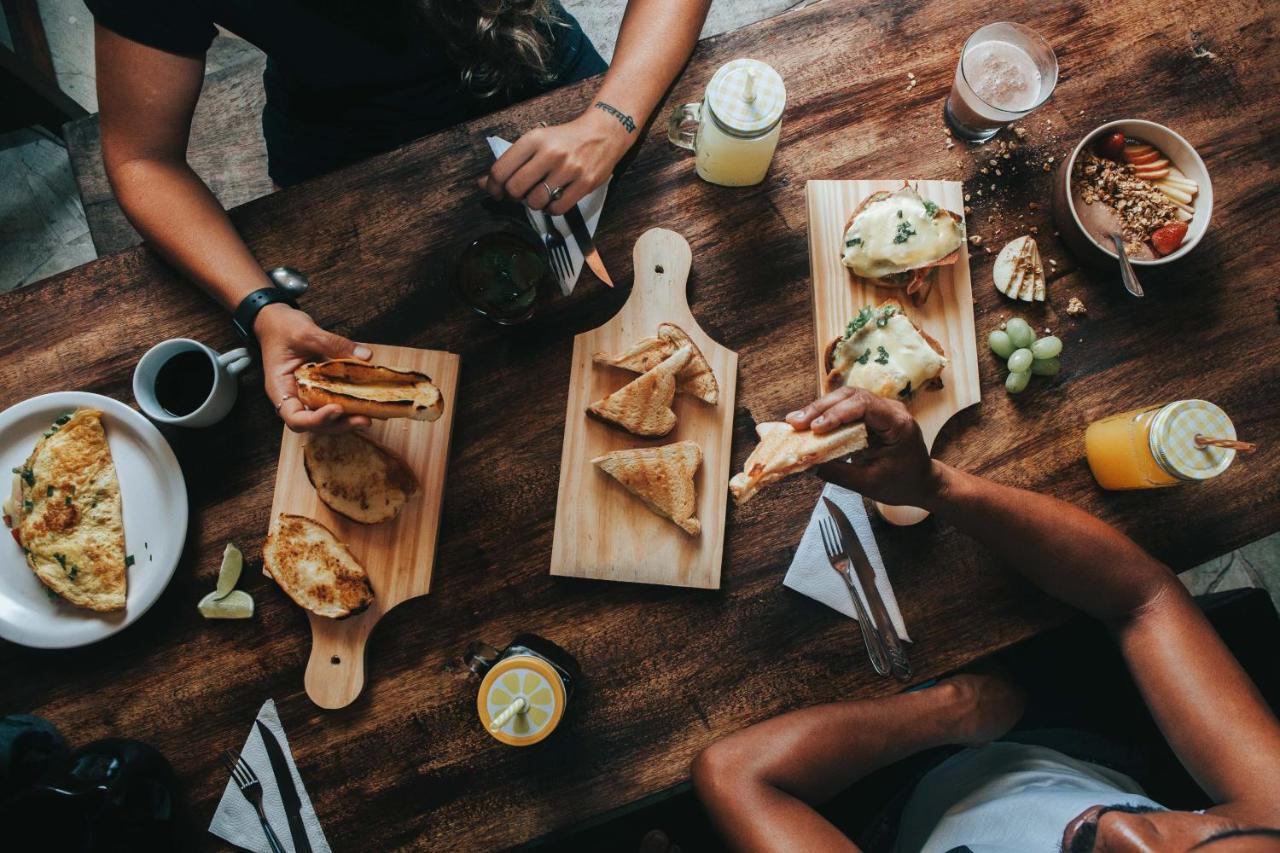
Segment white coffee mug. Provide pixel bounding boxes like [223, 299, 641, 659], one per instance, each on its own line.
[133, 338, 252, 428]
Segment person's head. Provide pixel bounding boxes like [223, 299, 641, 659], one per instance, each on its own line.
[422, 0, 564, 97]
[1062, 804, 1280, 852]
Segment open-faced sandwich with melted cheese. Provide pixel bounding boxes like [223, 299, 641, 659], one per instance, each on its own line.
[841, 184, 965, 303]
[824, 300, 947, 400]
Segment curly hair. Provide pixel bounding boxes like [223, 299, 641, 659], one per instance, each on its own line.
[421, 0, 567, 98]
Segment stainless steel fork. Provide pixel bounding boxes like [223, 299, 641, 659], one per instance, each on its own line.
[221, 748, 287, 853]
[819, 518, 891, 677]
[541, 211, 574, 288]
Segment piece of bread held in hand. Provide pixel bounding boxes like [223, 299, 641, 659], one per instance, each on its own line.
[295, 359, 443, 421]
[593, 441, 702, 535]
[593, 323, 719, 405]
[263, 514, 375, 619]
[587, 345, 692, 437]
[729, 421, 869, 504]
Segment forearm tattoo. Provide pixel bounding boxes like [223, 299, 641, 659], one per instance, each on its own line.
[594, 101, 636, 133]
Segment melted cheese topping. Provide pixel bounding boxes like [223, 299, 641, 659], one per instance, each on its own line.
[831, 314, 948, 398]
[841, 189, 965, 278]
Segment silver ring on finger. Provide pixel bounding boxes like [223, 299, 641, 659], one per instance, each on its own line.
[543, 182, 564, 202]
[275, 393, 295, 412]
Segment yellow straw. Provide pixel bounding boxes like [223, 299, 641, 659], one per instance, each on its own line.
[489, 696, 528, 732]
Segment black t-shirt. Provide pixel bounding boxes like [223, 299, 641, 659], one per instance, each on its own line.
[86, 0, 605, 185]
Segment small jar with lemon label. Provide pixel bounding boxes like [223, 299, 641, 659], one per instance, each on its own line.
[465, 634, 580, 747]
[1085, 399, 1251, 490]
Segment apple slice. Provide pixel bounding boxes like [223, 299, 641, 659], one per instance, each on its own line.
[1127, 150, 1162, 165]
[1157, 183, 1194, 205]
[1124, 143, 1155, 157]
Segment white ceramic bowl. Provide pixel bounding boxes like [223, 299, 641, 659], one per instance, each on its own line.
[1060, 119, 1213, 266]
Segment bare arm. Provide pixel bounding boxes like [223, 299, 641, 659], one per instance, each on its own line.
[792, 387, 1280, 813]
[482, 0, 711, 213]
[94, 25, 369, 432]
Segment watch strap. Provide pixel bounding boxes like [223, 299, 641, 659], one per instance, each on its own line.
[233, 287, 298, 342]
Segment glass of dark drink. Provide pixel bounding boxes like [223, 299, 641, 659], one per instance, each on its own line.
[454, 224, 554, 325]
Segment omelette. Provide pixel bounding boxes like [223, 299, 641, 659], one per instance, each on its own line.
[8, 409, 127, 611]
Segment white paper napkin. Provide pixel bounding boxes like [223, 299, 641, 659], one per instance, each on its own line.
[784, 484, 911, 641]
[209, 699, 330, 853]
[486, 135, 610, 295]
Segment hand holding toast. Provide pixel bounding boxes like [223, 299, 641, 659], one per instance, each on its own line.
[255, 303, 373, 433]
[787, 387, 943, 508]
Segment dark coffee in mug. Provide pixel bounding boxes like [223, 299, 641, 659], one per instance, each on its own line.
[153, 350, 214, 417]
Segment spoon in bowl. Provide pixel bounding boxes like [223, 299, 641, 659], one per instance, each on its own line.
[1109, 233, 1145, 298]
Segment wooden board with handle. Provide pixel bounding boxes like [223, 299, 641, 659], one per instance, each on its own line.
[267, 343, 460, 708]
[551, 228, 738, 588]
[807, 180, 980, 525]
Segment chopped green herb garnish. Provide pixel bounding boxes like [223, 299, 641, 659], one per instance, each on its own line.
[54, 413, 71, 425]
[54, 553, 66, 568]
[875, 346, 890, 365]
[893, 222, 916, 244]
[845, 306, 875, 338]
[844, 236, 862, 247]
[923, 200, 939, 217]
[23, 500, 33, 512]
[68, 566, 78, 580]
[855, 348, 872, 365]
[899, 382, 913, 398]
[65, 496, 72, 506]
[897, 209, 904, 219]
[876, 305, 898, 328]
[11, 467, 19, 475]
[125, 554, 135, 567]
[20, 468, 34, 487]
[46, 486, 54, 497]
[45, 586, 60, 603]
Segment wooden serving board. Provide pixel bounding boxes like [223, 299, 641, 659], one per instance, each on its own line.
[267, 344, 460, 709]
[807, 180, 980, 525]
[550, 229, 738, 589]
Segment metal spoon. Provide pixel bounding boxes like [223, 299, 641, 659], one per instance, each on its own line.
[1109, 233, 1144, 298]
[268, 266, 310, 295]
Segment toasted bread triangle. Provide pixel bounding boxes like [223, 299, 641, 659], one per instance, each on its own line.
[593, 441, 702, 535]
[587, 345, 692, 436]
[592, 324, 718, 404]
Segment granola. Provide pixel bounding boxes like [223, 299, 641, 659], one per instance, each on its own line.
[1072, 151, 1182, 256]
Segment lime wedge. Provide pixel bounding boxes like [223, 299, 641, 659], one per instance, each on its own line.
[215, 543, 243, 600]
[198, 589, 254, 619]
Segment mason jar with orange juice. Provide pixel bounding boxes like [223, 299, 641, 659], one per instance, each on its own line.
[1085, 399, 1252, 490]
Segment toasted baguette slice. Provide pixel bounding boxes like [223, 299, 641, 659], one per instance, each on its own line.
[263, 514, 374, 619]
[295, 359, 443, 421]
[823, 300, 947, 398]
[304, 432, 420, 524]
[593, 440, 702, 535]
[587, 345, 692, 437]
[592, 323, 719, 404]
[729, 421, 869, 504]
[841, 184, 964, 304]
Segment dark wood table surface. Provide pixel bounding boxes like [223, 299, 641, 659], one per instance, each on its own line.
[3, 0, 1278, 848]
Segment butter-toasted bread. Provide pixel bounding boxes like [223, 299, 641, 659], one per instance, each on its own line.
[587, 345, 692, 437]
[729, 421, 869, 504]
[592, 324, 719, 404]
[263, 514, 374, 618]
[304, 432, 420, 524]
[295, 359, 443, 421]
[593, 440, 702, 535]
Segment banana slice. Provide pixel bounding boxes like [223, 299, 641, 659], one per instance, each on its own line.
[198, 589, 255, 619]
[994, 236, 1044, 302]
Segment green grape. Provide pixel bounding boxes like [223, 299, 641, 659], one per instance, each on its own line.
[1031, 357, 1061, 376]
[1005, 370, 1031, 393]
[1007, 348, 1033, 373]
[1006, 317, 1035, 349]
[1031, 336, 1063, 359]
[988, 330, 1015, 358]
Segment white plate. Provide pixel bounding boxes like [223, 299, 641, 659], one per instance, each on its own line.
[0, 392, 187, 648]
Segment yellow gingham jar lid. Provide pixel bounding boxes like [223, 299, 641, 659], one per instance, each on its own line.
[705, 58, 786, 137]
[1149, 399, 1237, 481]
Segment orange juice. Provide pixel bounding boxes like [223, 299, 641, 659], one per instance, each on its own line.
[1085, 400, 1238, 490]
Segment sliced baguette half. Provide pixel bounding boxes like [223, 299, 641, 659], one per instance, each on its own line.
[587, 345, 692, 437]
[295, 359, 443, 421]
[729, 421, 869, 505]
[592, 440, 702, 535]
[263, 514, 375, 619]
[303, 431, 420, 524]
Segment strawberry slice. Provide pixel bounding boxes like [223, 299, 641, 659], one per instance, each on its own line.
[1097, 132, 1127, 162]
[1151, 222, 1188, 256]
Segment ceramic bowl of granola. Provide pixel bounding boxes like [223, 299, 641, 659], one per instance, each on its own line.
[1052, 119, 1212, 268]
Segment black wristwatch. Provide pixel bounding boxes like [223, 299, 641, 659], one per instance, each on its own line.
[231, 267, 310, 342]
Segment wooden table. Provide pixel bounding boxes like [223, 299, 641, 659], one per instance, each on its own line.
[3, 0, 1278, 848]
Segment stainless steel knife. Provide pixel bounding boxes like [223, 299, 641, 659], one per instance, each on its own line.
[562, 204, 614, 287]
[255, 720, 312, 853]
[822, 497, 913, 683]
